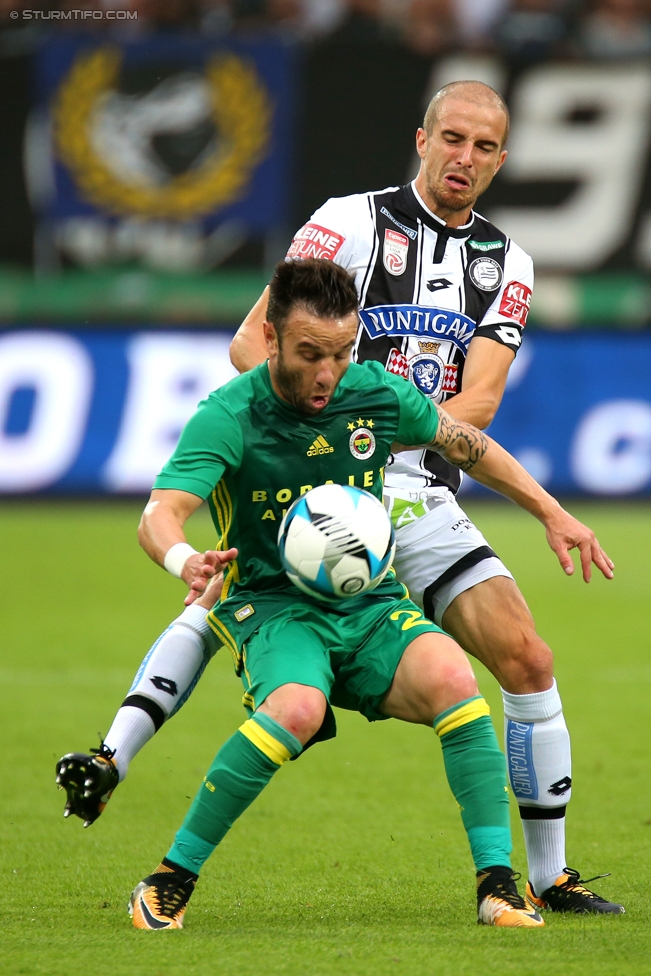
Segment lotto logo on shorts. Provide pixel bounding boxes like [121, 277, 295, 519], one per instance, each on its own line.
[286, 223, 345, 261]
[386, 348, 409, 378]
[442, 363, 458, 393]
[499, 281, 532, 327]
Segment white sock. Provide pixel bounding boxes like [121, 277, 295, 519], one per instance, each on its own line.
[104, 707, 156, 782]
[501, 680, 571, 893]
[521, 818, 566, 897]
[104, 604, 211, 782]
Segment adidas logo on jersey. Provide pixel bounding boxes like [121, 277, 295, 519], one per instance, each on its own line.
[307, 435, 334, 457]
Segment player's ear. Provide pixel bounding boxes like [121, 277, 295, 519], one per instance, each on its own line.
[263, 319, 279, 357]
[416, 127, 429, 159]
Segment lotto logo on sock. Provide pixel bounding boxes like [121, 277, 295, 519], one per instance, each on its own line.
[548, 776, 572, 797]
[150, 675, 178, 697]
[506, 721, 539, 801]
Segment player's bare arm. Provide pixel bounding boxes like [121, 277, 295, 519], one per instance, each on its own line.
[139, 488, 237, 603]
[230, 285, 270, 372]
[396, 408, 614, 583]
[442, 336, 515, 429]
[428, 409, 490, 472]
[429, 409, 613, 583]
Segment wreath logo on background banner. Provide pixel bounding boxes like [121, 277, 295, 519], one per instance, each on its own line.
[53, 47, 271, 219]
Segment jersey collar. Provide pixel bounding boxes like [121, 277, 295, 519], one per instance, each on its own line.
[408, 181, 477, 239]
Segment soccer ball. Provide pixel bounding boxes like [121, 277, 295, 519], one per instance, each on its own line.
[278, 484, 396, 600]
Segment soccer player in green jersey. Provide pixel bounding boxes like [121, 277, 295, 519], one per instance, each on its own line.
[67, 257, 610, 931]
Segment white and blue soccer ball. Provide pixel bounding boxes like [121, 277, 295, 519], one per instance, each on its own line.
[278, 484, 396, 600]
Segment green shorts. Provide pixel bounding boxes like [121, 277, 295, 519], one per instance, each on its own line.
[235, 596, 442, 732]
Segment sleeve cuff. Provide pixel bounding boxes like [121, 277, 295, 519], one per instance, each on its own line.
[152, 476, 212, 500]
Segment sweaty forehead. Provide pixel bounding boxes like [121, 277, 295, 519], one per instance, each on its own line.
[283, 308, 359, 349]
[435, 97, 507, 140]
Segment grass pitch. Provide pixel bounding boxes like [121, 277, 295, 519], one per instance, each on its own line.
[1, 499, 649, 976]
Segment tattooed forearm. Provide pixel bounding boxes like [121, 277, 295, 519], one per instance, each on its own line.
[430, 410, 489, 472]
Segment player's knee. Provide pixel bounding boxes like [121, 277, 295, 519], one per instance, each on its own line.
[420, 649, 478, 718]
[259, 684, 327, 745]
[500, 630, 554, 693]
[437, 659, 479, 707]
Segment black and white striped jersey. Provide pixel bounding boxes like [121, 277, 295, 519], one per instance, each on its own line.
[287, 181, 533, 493]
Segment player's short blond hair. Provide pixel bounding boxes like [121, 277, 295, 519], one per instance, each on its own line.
[423, 81, 510, 147]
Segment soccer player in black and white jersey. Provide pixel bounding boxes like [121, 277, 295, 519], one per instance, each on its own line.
[227, 81, 624, 915]
[57, 82, 623, 915]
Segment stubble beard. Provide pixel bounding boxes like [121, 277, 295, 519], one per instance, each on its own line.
[426, 175, 477, 216]
[275, 348, 321, 415]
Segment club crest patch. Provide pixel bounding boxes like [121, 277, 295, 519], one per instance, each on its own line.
[469, 256, 503, 292]
[349, 428, 376, 460]
[409, 353, 445, 398]
[383, 228, 409, 276]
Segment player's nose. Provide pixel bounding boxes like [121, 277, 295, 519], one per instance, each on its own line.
[456, 142, 474, 167]
[315, 361, 336, 389]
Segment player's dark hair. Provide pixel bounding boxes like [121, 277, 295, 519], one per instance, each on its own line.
[267, 259, 358, 337]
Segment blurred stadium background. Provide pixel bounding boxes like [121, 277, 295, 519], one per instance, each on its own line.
[2, 5, 651, 973]
[0, 0, 650, 497]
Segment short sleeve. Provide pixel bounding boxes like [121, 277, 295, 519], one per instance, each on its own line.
[285, 193, 376, 286]
[474, 241, 534, 353]
[381, 369, 439, 445]
[154, 393, 244, 499]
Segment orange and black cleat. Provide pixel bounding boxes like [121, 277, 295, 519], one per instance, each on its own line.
[129, 863, 197, 930]
[477, 866, 545, 927]
[56, 744, 119, 827]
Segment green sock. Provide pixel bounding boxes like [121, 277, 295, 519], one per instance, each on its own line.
[434, 696, 512, 871]
[166, 713, 302, 874]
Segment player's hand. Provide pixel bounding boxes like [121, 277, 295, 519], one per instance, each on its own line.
[181, 548, 238, 605]
[192, 571, 226, 610]
[543, 508, 614, 582]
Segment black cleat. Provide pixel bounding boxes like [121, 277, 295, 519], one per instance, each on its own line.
[526, 868, 625, 914]
[56, 744, 119, 827]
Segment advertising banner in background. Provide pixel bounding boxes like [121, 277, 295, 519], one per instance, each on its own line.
[1, 329, 650, 497]
[3, 43, 651, 324]
[30, 36, 295, 271]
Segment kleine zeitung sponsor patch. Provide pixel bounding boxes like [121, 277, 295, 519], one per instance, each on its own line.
[287, 223, 345, 261]
[499, 280, 532, 327]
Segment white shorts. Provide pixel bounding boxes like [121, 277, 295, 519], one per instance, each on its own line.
[384, 487, 514, 626]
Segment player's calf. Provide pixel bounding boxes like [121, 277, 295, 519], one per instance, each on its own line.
[131, 710, 304, 929]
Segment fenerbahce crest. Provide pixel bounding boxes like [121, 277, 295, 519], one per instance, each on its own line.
[52, 47, 271, 218]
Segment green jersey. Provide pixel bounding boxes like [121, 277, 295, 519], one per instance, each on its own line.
[155, 359, 439, 637]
